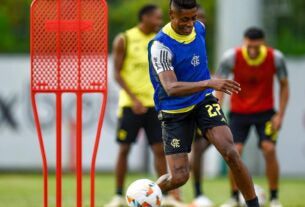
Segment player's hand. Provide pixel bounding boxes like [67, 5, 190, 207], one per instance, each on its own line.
[271, 113, 283, 131]
[207, 79, 241, 95]
[132, 98, 147, 115]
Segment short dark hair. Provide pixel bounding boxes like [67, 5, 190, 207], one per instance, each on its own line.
[138, 4, 158, 21]
[170, 0, 198, 10]
[244, 27, 265, 40]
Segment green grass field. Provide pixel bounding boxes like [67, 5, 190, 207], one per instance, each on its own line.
[0, 173, 304, 207]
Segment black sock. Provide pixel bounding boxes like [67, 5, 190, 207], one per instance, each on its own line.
[270, 189, 278, 200]
[116, 187, 123, 196]
[231, 190, 239, 201]
[194, 181, 202, 198]
[245, 197, 259, 207]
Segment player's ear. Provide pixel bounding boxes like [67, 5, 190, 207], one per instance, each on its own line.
[142, 14, 148, 23]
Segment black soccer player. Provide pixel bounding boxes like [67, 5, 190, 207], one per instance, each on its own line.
[148, 1, 260, 207]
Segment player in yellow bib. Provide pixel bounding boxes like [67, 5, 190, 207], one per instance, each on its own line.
[106, 5, 184, 207]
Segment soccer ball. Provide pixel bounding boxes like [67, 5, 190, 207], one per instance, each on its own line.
[239, 184, 267, 206]
[126, 179, 162, 207]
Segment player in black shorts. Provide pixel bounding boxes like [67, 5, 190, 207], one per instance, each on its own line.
[117, 107, 162, 145]
[217, 27, 289, 207]
[229, 110, 277, 146]
[105, 5, 168, 207]
[148, 1, 260, 206]
[106, 5, 184, 207]
[159, 95, 227, 155]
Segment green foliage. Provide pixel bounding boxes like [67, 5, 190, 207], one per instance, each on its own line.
[4, 0, 305, 58]
[0, 0, 30, 53]
[0, 0, 216, 64]
[266, 0, 305, 56]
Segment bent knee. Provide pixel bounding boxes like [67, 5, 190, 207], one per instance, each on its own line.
[171, 171, 189, 188]
[223, 147, 241, 165]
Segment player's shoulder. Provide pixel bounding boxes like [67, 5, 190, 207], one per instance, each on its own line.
[194, 21, 206, 33]
[150, 40, 172, 53]
[125, 26, 138, 34]
[272, 48, 285, 59]
[196, 20, 205, 28]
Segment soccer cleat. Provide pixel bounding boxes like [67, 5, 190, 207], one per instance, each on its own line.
[219, 198, 240, 207]
[105, 195, 126, 207]
[270, 199, 283, 207]
[190, 195, 214, 207]
[162, 195, 187, 207]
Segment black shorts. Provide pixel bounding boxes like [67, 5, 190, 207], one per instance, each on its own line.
[158, 95, 227, 155]
[229, 109, 277, 146]
[116, 107, 162, 145]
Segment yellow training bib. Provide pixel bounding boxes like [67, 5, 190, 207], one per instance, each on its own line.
[118, 27, 156, 108]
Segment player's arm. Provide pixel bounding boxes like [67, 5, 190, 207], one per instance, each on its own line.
[112, 34, 146, 114]
[150, 41, 240, 97]
[215, 49, 236, 105]
[272, 50, 290, 131]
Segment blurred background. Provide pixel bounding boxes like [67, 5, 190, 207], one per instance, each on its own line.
[0, 0, 305, 206]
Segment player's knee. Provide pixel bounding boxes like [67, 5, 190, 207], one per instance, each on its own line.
[261, 141, 275, 154]
[223, 147, 241, 167]
[261, 142, 276, 157]
[171, 170, 189, 188]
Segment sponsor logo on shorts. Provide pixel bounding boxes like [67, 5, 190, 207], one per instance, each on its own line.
[118, 129, 127, 141]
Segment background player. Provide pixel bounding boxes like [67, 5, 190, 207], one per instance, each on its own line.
[217, 27, 289, 207]
[106, 5, 165, 207]
[149, 0, 260, 206]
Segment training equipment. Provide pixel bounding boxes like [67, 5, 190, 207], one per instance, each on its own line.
[126, 179, 162, 207]
[30, 0, 108, 207]
[239, 184, 267, 206]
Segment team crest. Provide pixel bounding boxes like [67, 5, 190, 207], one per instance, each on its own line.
[171, 138, 180, 148]
[191, 55, 200, 67]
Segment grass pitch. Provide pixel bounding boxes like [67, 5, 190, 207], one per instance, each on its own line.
[0, 173, 304, 206]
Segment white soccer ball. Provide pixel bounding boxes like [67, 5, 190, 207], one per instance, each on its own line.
[239, 184, 267, 206]
[126, 179, 162, 207]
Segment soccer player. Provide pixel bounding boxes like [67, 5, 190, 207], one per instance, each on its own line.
[189, 4, 214, 207]
[106, 4, 184, 207]
[148, 0, 260, 207]
[217, 27, 289, 207]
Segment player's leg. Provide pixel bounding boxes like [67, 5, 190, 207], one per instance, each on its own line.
[205, 127, 257, 203]
[157, 153, 190, 192]
[196, 95, 258, 207]
[190, 131, 214, 206]
[190, 131, 210, 197]
[156, 110, 195, 192]
[261, 141, 279, 201]
[228, 143, 244, 196]
[115, 143, 131, 195]
[143, 108, 167, 176]
[144, 108, 187, 206]
[223, 112, 251, 206]
[106, 107, 142, 207]
[255, 110, 282, 207]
